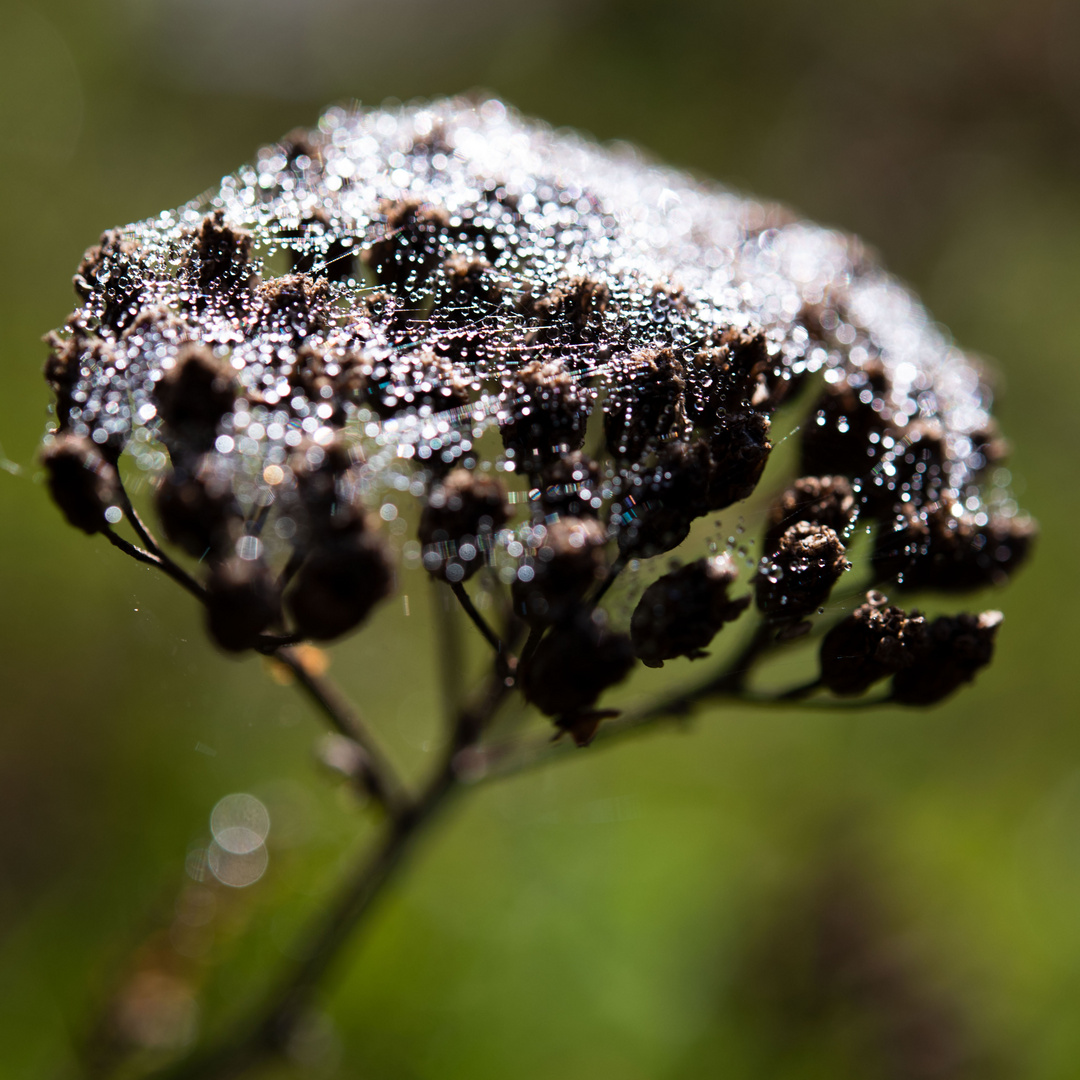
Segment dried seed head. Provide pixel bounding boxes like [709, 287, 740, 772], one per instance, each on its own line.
[631, 554, 751, 668]
[205, 556, 281, 653]
[154, 343, 234, 457]
[520, 611, 635, 742]
[819, 591, 928, 696]
[703, 411, 772, 511]
[419, 468, 511, 582]
[756, 521, 848, 621]
[603, 348, 686, 461]
[535, 452, 602, 519]
[512, 517, 609, 626]
[873, 503, 1035, 592]
[498, 360, 593, 474]
[765, 476, 858, 554]
[41, 434, 121, 535]
[155, 459, 241, 560]
[892, 610, 1003, 705]
[182, 210, 255, 314]
[366, 199, 450, 295]
[286, 525, 395, 641]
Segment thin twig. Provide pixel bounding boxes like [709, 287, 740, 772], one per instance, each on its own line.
[102, 527, 208, 602]
[449, 581, 504, 656]
[266, 645, 407, 818]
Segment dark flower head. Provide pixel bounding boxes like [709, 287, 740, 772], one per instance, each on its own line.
[756, 521, 848, 622]
[419, 467, 511, 582]
[765, 476, 858, 554]
[41, 434, 121, 535]
[631, 554, 751, 668]
[892, 610, 1003, 705]
[819, 591, 927, 696]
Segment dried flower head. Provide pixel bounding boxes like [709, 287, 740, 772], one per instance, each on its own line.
[42, 95, 1033, 720]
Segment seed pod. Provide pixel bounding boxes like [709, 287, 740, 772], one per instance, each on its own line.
[362, 346, 471, 423]
[154, 343, 234, 456]
[182, 210, 256, 314]
[520, 611, 635, 743]
[704, 411, 772, 511]
[498, 360, 593, 474]
[800, 365, 890, 482]
[615, 439, 712, 558]
[205, 556, 281, 653]
[819, 591, 927, 696]
[535, 452, 602, 519]
[155, 459, 241, 559]
[631, 554, 750, 668]
[765, 476, 857, 554]
[286, 526, 395, 641]
[519, 275, 610, 349]
[892, 610, 1003, 705]
[419, 468, 511, 582]
[365, 199, 449, 295]
[756, 521, 847, 621]
[604, 349, 686, 461]
[873, 502, 1035, 592]
[41, 434, 121, 535]
[512, 517, 609, 626]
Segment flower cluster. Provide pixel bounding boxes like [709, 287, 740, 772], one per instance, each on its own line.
[42, 97, 1033, 731]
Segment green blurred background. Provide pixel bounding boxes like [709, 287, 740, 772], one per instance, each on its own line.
[1, 0, 1077, 1076]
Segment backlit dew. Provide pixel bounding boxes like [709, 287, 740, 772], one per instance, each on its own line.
[206, 793, 270, 888]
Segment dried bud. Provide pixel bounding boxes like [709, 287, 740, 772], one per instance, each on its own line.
[631, 554, 751, 668]
[73, 230, 146, 332]
[287, 209, 357, 283]
[873, 503, 1035, 592]
[419, 468, 511, 582]
[892, 610, 1003, 705]
[155, 460, 240, 559]
[535, 452, 602, 519]
[704, 412, 772, 511]
[520, 611, 634, 742]
[512, 517, 609, 626]
[286, 526, 395, 641]
[520, 275, 610, 348]
[255, 274, 332, 338]
[154, 344, 234, 456]
[765, 476, 857, 554]
[183, 210, 255, 314]
[684, 328, 771, 419]
[800, 366, 889, 482]
[41, 434, 121, 534]
[362, 347, 471, 423]
[205, 556, 281, 653]
[365, 199, 449, 294]
[756, 521, 847, 620]
[819, 591, 927, 695]
[604, 349, 686, 461]
[498, 360, 593, 474]
[615, 439, 712, 557]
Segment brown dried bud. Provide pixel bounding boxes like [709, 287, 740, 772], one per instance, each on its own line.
[873, 503, 1035, 592]
[765, 476, 857, 554]
[286, 526, 395, 641]
[631, 554, 751, 668]
[362, 347, 471, 423]
[615, 439, 712, 557]
[684, 328, 771, 419]
[365, 199, 449, 294]
[857, 421, 948, 512]
[498, 360, 593, 474]
[205, 556, 281, 653]
[819, 591, 928, 695]
[756, 521, 847, 620]
[183, 210, 255, 314]
[512, 517, 609, 626]
[800, 366, 890, 482]
[154, 344, 234, 455]
[41, 434, 121, 535]
[73, 230, 146, 332]
[287, 209, 357, 283]
[535, 452, 602, 519]
[520, 275, 610, 348]
[419, 468, 511, 582]
[255, 274, 332, 338]
[155, 460, 240, 559]
[604, 348, 686, 461]
[520, 611, 634, 741]
[892, 610, 1003, 705]
[704, 411, 772, 511]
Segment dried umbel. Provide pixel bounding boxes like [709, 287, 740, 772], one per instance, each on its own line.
[39, 97, 1035, 1077]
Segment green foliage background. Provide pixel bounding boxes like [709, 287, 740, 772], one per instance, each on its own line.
[1, 0, 1077, 1076]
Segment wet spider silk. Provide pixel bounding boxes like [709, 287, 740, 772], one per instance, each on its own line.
[43, 96, 1029, 597]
